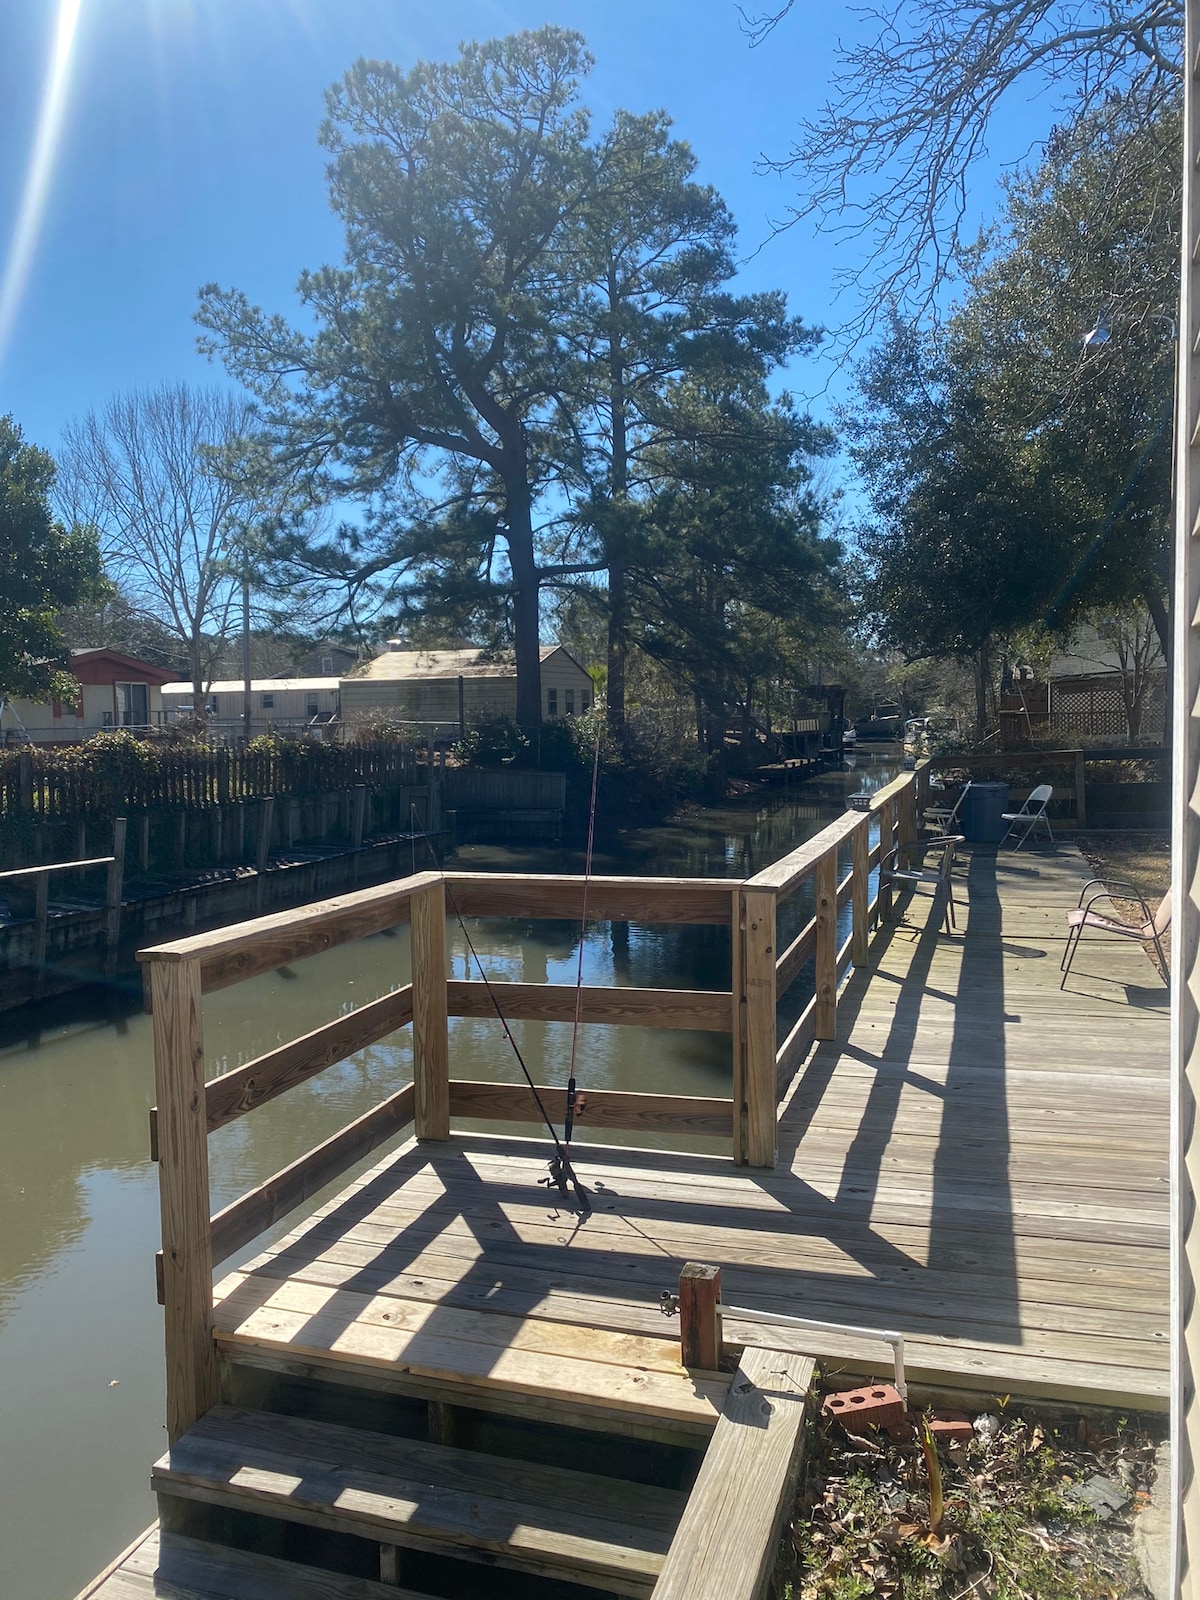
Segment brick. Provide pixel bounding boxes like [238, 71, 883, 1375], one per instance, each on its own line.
[928, 1413, 974, 1444]
[822, 1383, 906, 1433]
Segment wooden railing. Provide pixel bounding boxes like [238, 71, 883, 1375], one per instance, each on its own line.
[139, 761, 929, 1438]
[0, 818, 126, 991]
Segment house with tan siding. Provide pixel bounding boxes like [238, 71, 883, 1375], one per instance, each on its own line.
[340, 645, 593, 733]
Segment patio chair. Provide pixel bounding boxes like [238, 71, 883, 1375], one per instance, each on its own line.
[879, 833, 964, 935]
[1060, 881, 1171, 990]
[1001, 783, 1054, 849]
[923, 781, 971, 837]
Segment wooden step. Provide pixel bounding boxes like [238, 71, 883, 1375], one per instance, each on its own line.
[213, 1269, 727, 1444]
[152, 1406, 686, 1597]
[78, 1527, 428, 1599]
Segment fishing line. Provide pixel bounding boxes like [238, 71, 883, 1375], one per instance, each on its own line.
[563, 722, 603, 1177]
[408, 802, 590, 1213]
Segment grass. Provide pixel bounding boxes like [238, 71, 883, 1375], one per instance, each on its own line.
[775, 1394, 1161, 1600]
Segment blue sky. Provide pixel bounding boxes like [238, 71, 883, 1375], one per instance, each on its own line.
[1, 0, 1033, 460]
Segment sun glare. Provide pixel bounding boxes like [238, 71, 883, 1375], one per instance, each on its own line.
[0, 0, 86, 372]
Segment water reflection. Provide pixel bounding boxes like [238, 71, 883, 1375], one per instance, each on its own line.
[0, 755, 895, 1600]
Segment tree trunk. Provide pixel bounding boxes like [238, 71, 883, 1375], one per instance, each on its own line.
[1142, 576, 1171, 752]
[502, 465, 543, 735]
[607, 559, 627, 743]
[972, 642, 990, 742]
[605, 292, 629, 745]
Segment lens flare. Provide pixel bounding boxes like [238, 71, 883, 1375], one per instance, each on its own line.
[0, 0, 86, 371]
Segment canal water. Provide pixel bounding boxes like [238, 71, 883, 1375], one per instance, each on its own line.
[0, 757, 893, 1600]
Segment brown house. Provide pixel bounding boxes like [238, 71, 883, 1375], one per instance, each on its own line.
[0, 649, 180, 744]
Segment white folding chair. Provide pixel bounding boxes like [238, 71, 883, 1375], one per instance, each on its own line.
[1001, 783, 1054, 850]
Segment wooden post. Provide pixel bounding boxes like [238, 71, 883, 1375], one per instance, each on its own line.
[815, 848, 837, 1040]
[175, 810, 186, 868]
[139, 814, 151, 873]
[150, 957, 219, 1441]
[212, 806, 224, 865]
[234, 802, 245, 862]
[254, 796, 274, 912]
[877, 796, 894, 922]
[1074, 749, 1087, 829]
[104, 818, 126, 977]
[411, 878, 449, 1140]
[18, 748, 33, 814]
[351, 785, 367, 886]
[32, 869, 48, 1000]
[737, 887, 777, 1168]
[851, 817, 870, 969]
[898, 778, 917, 854]
[678, 1262, 722, 1372]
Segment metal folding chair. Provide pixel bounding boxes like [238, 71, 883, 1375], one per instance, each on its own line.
[1060, 881, 1171, 990]
[879, 834, 964, 935]
[1000, 783, 1054, 849]
[923, 781, 971, 837]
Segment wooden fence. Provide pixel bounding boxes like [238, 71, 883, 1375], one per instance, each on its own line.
[0, 741, 421, 822]
[139, 761, 928, 1439]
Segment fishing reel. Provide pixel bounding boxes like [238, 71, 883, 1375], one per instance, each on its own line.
[542, 1152, 592, 1214]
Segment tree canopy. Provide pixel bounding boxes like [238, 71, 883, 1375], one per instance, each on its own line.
[848, 97, 1178, 731]
[750, 0, 1182, 344]
[0, 416, 106, 705]
[197, 28, 833, 735]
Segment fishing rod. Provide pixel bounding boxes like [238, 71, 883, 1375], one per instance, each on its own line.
[563, 723, 603, 1199]
[408, 802, 591, 1214]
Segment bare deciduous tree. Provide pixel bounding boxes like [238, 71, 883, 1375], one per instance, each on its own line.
[745, 0, 1183, 345]
[59, 384, 260, 714]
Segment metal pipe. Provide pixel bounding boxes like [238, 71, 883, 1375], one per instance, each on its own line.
[716, 1302, 907, 1400]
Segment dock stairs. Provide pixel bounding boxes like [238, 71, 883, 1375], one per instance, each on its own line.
[86, 1280, 814, 1600]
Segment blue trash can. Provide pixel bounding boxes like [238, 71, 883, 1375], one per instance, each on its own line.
[960, 781, 1011, 844]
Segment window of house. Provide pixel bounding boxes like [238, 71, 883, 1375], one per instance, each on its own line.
[307, 700, 319, 717]
[321, 656, 333, 674]
[565, 689, 575, 715]
[208, 697, 219, 715]
[582, 692, 591, 713]
[261, 693, 274, 710]
[547, 688, 558, 716]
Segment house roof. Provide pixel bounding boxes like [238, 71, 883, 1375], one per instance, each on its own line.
[161, 678, 341, 697]
[351, 645, 586, 683]
[68, 648, 181, 686]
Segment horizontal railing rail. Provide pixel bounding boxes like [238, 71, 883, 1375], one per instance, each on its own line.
[142, 759, 931, 1440]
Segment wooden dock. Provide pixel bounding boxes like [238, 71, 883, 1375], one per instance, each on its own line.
[79, 762, 1169, 1599]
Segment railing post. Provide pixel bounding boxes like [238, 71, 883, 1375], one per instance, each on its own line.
[877, 796, 895, 922]
[1074, 750, 1087, 829]
[736, 886, 777, 1168]
[678, 1262, 722, 1372]
[150, 956, 219, 1442]
[898, 777, 917, 855]
[815, 850, 837, 1040]
[411, 877, 450, 1140]
[851, 817, 870, 969]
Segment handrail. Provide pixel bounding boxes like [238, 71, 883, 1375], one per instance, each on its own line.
[0, 855, 115, 881]
[144, 761, 931, 1440]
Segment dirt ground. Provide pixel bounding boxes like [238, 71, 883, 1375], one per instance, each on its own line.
[776, 1396, 1166, 1600]
[1075, 833, 1171, 978]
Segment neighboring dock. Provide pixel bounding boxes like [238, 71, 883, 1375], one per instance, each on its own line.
[79, 761, 1169, 1599]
